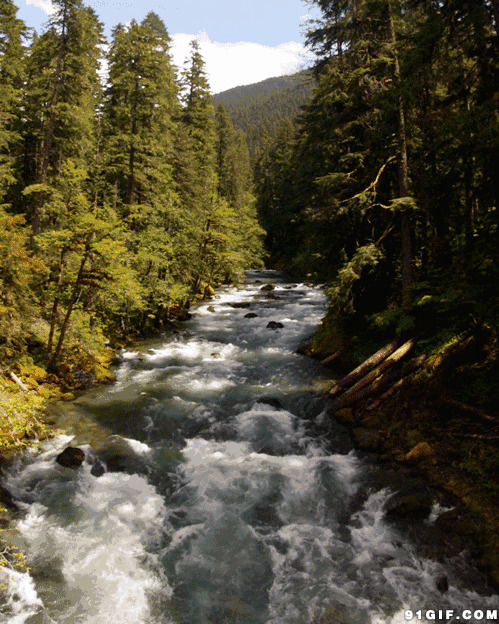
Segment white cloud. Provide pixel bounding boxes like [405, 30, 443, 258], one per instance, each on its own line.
[170, 32, 315, 94]
[26, 0, 56, 16]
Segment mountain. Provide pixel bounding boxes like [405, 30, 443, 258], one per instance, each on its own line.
[213, 70, 315, 163]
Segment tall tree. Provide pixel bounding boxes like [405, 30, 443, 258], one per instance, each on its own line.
[0, 0, 27, 206]
[22, 0, 104, 237]
[103, 14, 194, 323]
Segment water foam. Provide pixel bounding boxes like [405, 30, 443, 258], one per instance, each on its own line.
[6, 440, 171, 624]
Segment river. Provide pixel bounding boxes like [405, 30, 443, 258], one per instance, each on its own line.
[1, 271, 496, 624]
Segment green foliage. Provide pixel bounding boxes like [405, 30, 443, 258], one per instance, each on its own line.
[0, 3, 264, 373]
[325, 244, 384, 316]
[0, 209, 46, 357]
[214, 71, 315, 163]
[370, 306, 415, 336]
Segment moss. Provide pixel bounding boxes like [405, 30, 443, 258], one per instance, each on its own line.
[299, 312, 348, 359]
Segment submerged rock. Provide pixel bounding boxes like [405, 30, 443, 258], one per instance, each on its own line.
[229, 302, 251, 308]
[385, 487, 433, 519]
[95, 435, 149, 475]
[266, 321, 284, 330]
[436, 575, 449, 593]
[56, 446, 85, 468]
[0, 483, 18, 510]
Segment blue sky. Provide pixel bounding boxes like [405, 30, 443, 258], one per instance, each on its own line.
[15, 0, 319, 93]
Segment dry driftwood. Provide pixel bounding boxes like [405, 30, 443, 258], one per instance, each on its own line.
[329, 337, 403, 396]
[366, 355, 427, 410]
[10, 371, 29, 393]
[328, 367, 400, 412]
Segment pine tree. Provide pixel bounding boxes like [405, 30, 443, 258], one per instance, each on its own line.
[22, 0, 104, 237]
[103, 14, 193, 324]
[0, 0, 27, 206]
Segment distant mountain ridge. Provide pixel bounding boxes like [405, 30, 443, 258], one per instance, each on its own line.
[213, 70, 315, 162]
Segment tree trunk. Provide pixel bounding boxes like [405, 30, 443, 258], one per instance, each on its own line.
[31, 0, 69, 242]
[329, 339, 415, 405]
[329, 337, 402, 395]
[47, 246, 68, 358]
[387, 0, 412, 306]
[328, 351, 423, 413]
[47, 246, 89, 372]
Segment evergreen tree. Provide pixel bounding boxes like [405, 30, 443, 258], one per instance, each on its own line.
[22, 0, 104, 236]
[0, 0, 27, 206]
[103, 14, 194, 323]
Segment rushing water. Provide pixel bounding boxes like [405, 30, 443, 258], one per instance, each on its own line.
[1, 271, 496, 624]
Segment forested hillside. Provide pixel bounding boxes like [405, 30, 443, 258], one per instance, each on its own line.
[254, 0, 498, 566]
[0, 1, 264, 386]
[255, 0, 497, 343]
[214, 71, 315, 162]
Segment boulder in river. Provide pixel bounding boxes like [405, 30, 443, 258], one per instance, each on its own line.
[266, 321, 284, 330]
[0, 483, 18, 510]
[244, 312, 258, 318]
[385, 487, 433, 519]
[229, 302, 251, 308]
[260, 283, 275, 291]
[95, 435, 149, 475]
[56, 446, 85, 468]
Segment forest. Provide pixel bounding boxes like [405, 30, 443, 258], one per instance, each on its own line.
[251, 0, 497, 580]
[0, 0, 264, 386]
[0, 0, 498, 592]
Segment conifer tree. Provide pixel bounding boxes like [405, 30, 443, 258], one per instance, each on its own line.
[0, 0, 27, 206]
[103, 14, 194, 323]
[22, 0, 104, 237]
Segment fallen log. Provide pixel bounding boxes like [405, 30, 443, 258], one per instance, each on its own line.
[10, 371, 29, 393]
[327, 352, 425, 414]
[438, 398, 496, 423]
[321, 350, 344, 366]
[330, 338, 416, 400]
[329, 337, 403, 396]
[366, 355, 427, 410]
[328, 367, 400, 412]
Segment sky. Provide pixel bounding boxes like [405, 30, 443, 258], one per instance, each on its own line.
[15, 0, 319, 94]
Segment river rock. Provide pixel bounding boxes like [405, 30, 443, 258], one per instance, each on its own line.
[405, 441, 434, 464]
[207, 305, 215, 312]
[266, 321, 284, 329]
[229, 302, 251, 308]
[90, 458, 106, 477]
[106, 454, 145, 474]
[96, 435, 149, 475]
[333, 407, 357, 425]
[244, 312, 258, 318]
[385, 487, 433, 519]
[436, 575, 449, 593]
[56, 446, 85, 468]
[0, 483, 18, 510]
[260, 283, 275, 291]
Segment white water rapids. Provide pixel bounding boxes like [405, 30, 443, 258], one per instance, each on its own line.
[1, 271, 496, 623]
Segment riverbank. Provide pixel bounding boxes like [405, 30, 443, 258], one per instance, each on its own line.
[1, 272, 496, 621]
[304, 315, 498, 589]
